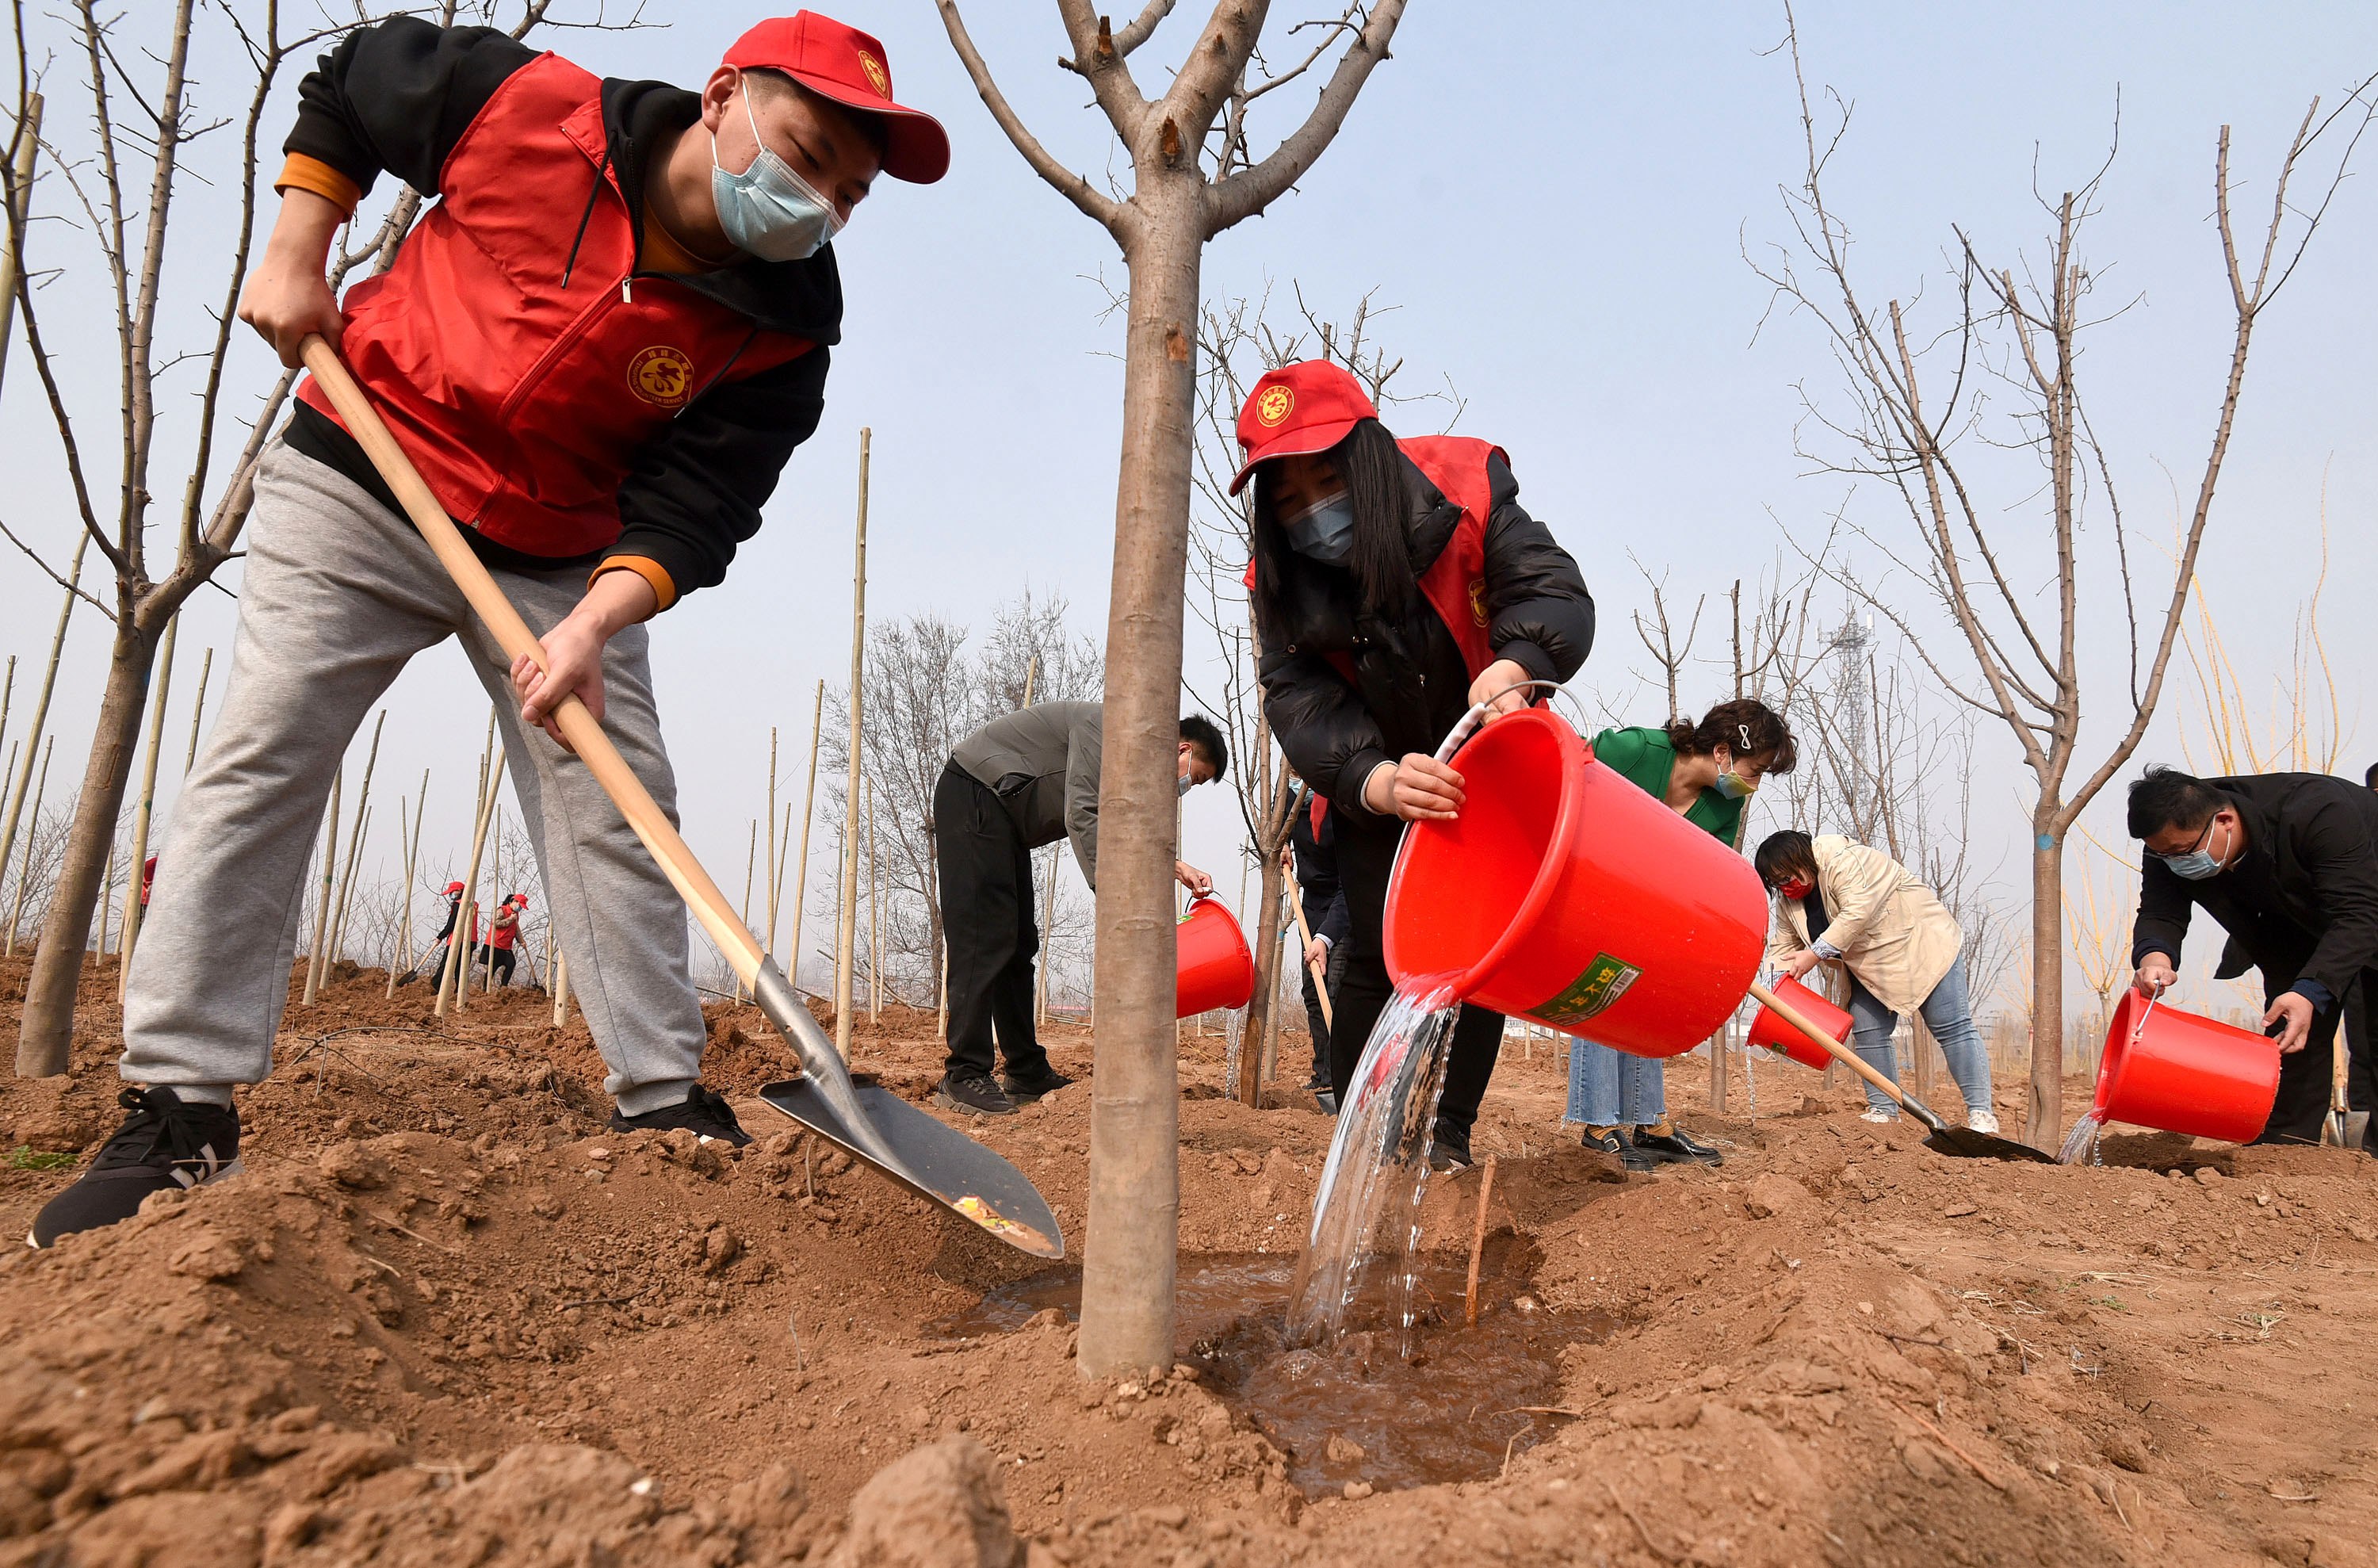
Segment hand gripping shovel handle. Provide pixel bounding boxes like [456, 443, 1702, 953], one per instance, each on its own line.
[297, 335, 899, 1172]
[1746, 981, 1951, 1136]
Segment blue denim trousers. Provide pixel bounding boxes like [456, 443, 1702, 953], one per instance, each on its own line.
[1845, 954, 1994, 1116]
[1564, 1038, 1666, 1126]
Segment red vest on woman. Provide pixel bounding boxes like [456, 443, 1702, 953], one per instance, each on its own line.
[296, 53, 815, 558]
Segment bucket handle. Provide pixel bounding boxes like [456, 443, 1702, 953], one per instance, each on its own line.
[1432, 679, 1577, 763]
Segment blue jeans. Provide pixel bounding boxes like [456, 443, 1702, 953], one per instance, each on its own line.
[1564, 1038, 1666, 1126]
[1845, 955, 1994, 1116]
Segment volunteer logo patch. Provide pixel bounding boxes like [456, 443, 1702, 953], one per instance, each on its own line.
[858, 52, 891, 98]
[629, 346, 694, 408]
[1529, 952, 1642, 1030]
[1255, 384, 1295, 427]
[1469, 578, 1489, 626]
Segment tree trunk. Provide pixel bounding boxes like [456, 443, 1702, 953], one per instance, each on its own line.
[17, 618, 155, 1076]
[1078, 194, 1201, 1383]
[1238, 851, 1287, 1103]
[2024, 825, 2065, 1149]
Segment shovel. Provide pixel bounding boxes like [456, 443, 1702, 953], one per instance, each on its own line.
[300, 336, 1061, 1258]
[2322, 1019, 2353, 1149]
[1747, 981, 2054, 1163]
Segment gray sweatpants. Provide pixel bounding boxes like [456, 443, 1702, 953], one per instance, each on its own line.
[121, 442, 706, 1115]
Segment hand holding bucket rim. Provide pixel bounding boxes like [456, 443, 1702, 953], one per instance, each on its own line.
[293, 334, 904, 1178]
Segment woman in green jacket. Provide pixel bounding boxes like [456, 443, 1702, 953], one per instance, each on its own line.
[1565, 698, 1798, 1170]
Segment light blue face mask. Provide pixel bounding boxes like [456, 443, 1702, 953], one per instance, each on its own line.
[1176, 771, 1195, 798]
[1284, 493, 1356, 563]
[710, 85, 842, 262]
[2158, 817, 2229, 881]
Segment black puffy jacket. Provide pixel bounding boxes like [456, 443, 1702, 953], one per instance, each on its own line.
[1256, 447, 1594, 818]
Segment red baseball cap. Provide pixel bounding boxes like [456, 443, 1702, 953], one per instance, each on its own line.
[445, 882, 466, 895]
[1228, 360, 1379, 495]
[724, 13, 950, 185]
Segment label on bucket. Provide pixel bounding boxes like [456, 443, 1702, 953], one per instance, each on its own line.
[1529, 952, 1642, 1028]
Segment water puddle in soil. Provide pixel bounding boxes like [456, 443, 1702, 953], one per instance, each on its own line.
[934, 1252, 1624, 1497]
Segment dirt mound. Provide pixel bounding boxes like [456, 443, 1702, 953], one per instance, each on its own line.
[3, 950, 2378, 1565]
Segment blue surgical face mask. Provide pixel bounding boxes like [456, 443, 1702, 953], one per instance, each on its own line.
[710, 86, 842, 262]
[1283, 492, 1356, 562]
[1177, 771, 1195, 798]
[2165, 848, 2222, 881]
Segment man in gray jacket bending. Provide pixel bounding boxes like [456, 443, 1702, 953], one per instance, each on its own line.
[935, 702, 1227, 1115]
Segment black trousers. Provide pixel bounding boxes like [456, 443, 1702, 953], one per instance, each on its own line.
[934, 761, 1050, 1080]
[1329, 812, 1504, 1137]
[1300, 936, 1348, 1083]
[2261, 965, 2378, 1142]
[472, 945, 516, 986]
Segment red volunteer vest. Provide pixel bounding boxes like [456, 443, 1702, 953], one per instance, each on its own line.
[297, 53, 815, 558]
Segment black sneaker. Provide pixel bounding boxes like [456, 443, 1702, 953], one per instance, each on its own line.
[29, 1087, 243, 1249]
[936, 1073, 1016, 1117]
[1000, 1065, 1073, 1105]
[1426, 1119, 1473, 1173]
[609, 1084, 752, 1147]
[1631, 1125, 1725, 1168]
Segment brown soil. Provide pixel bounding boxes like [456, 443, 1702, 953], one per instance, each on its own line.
[1, 950, 2373, 1566]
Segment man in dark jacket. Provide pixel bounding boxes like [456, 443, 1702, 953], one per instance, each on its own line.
[2128, 766, 2378, 1145]
[40, 13, 950, 1249]
[935, 704, 1228, 1115]
[1286, 790, 1349, 1103]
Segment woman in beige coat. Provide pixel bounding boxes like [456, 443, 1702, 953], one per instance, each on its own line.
[1753, 831, 1998, 1133]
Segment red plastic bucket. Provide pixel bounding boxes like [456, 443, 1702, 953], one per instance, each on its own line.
[1382, 709, 1768, 1057]
[2093, 990, 2279, 1143]
[1176, 897, 1255, 1018]
[1747, 977, 1852, 1070]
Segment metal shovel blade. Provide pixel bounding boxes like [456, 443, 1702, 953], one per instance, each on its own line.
[1923, 1125, 2058, 1164]
[759, 1080, 1063, 1258]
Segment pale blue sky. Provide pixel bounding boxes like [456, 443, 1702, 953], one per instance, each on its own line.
[0, 2, 2369, 1008]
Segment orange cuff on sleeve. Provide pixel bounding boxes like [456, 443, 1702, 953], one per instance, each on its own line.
[273, 154, 362, 218]
[590, 556, 677, 615]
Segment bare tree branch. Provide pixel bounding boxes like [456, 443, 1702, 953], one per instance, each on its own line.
[1205, 0, 1403, 233]
[934, 2, 1126, 233]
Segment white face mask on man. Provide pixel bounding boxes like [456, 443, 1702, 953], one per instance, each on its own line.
[709, 82, 842, 262]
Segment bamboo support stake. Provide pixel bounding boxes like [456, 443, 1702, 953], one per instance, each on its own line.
[763, 726, 781, 967]
[1465, 1154, 1499, 1328]
[116, 615, 181, 996]
[0, 534, 88, 903]
[478, 806, 503, 997]
[792, 679, 823, 996]
[302, 767, 343, 1004]
[1020, 655, 1037, 709]
[552, 949, 570, 1027]
[1035, 848, 1057, 1029]
[437, 738, 503, 1017]
[182, 648, 212, 774]
[387, 773, 426, 996]
[833, 428, 870, 1060]
[867, 778, 882, 1023]
[737, 818, 758, 1003]
[95, 838, 115, 969]
[4, 736, 52, 956]
[0, 656, 15, 790]
[327, 710, 387, 975]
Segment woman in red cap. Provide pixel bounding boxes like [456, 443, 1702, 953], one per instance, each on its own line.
[1234, 361, 1596, 1170]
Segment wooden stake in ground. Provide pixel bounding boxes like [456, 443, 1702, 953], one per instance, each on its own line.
[763, 726, 781, 969]
[327, 710, 387, 978]
[301, 765, 342, 1005]
[0, 656, 15, 794]
[833, 428, 870, 1060]
[867, 776, 882, 1024]
[437, 734, 503, 1018]
[386, 775, 426, 998]
[94, 839, 115, 970]
[552, 949, 570, 1027]
[115, 614, 180, 996]
[792, 679, 823, 995]
[478, 806, 503, 997]
[1466, 1154, 1499, 1328]
[182, 648, 212, 774]
[4, 736, 53, 957]
[736, 817, 758, 1004]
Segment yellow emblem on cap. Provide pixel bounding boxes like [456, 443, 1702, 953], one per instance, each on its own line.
[1255, 384, 1295, 428]
[858, 52, 891, 98]
[629, 346, 694, 409]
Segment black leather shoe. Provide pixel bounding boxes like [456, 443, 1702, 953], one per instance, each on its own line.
[1000, 1065, 1073, 1105]
[936, 1073, 1016, 1117]
[1631, 1125, 1724, 1167]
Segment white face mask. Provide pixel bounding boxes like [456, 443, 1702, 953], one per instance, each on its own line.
[709, 84, 842, 262]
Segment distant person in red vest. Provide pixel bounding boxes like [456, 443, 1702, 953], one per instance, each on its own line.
[40, 13, 949, 1249]
[140, 856, 157, 912]
[1234, 360, 1595, 1171]
[473, 893, 530, 987]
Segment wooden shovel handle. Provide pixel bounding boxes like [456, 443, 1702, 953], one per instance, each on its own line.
[1281, 855, 1333, 1032]
[298, 335, 767, 987]
[1747, 981, 1945, 1134]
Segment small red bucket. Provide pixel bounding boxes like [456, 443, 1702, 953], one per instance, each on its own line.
[1176, 897, 1255, 1018]
[2093, 991, 2279, 1143]
[1382, 709, 1768, 1057]
[1747, 976, 1852, 1070]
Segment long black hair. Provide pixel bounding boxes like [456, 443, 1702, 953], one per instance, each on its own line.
[1248, 418, 1417, 640]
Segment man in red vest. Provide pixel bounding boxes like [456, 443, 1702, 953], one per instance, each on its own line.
[36, 13, 947, 1246]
